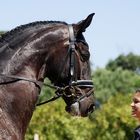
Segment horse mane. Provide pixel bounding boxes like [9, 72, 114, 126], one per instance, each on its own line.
[0, 21, 67, 48]
[0, 20, 68, 73]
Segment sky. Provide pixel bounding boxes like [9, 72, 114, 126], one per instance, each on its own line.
[0, 0, 140, 69]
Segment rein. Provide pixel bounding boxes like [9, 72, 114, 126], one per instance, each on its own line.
[0, 24, 94, 106]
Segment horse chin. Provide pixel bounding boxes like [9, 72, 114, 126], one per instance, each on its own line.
[65, 102, 88, 117]
[65, 98, 96, 117]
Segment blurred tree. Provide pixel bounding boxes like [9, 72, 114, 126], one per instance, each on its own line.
[25, 99, 94, 140]
[37, 78, 54, 104]
[90, 93, 137, 140]
[26, 92, 138, 140]
[93, 68, 140, 103]
[106, 53, 140, 73]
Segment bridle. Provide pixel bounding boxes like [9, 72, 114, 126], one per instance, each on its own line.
[0, 25, 94, 106]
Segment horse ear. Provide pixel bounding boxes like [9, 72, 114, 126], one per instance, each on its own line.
[74, 13, 95, 34]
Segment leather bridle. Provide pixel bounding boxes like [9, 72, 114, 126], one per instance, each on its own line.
[0, 25, 94, 106]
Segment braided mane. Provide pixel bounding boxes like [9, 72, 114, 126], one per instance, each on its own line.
[0, 21, 67, 46]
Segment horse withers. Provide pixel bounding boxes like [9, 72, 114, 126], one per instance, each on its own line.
[0, 13, 95, 139]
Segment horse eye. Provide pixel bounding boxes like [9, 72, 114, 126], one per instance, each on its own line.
[75, 43, 90, 62]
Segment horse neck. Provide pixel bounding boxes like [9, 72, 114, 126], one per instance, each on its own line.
[0, 50, 41, 139]
[0, 65, 39, 139]
[0, 23, 68, 139]
[0, 46, 41, 74]
[0, 36, 57, 140]
[0, 23, 67, 75]
[0, 24, 49, 74]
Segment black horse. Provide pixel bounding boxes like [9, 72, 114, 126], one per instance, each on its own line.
[0, 13, 95, 140]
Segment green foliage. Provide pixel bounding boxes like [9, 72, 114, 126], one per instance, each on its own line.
[26, 92, 138, 140]
[106, 53, 140, 72]
[93, 68, 140, 102]
[25, 99, 94, 140]
[37, 78, 54, 104]
[90, 93, 137, 140]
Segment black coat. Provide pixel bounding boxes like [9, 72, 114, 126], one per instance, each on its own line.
[134, 126, 140, 140]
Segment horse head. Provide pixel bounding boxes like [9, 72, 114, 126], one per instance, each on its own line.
[37, 13, 95, 117]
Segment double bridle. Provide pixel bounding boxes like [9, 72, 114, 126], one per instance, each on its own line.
[0, 25, 94, 106]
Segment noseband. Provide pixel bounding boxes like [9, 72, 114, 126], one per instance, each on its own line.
[0, 25, 94, 106]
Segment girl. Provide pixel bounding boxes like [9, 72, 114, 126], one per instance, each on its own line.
[131, 89, 140, 140]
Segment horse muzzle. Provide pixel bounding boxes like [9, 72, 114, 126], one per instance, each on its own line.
[65, 97, 95, 117]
